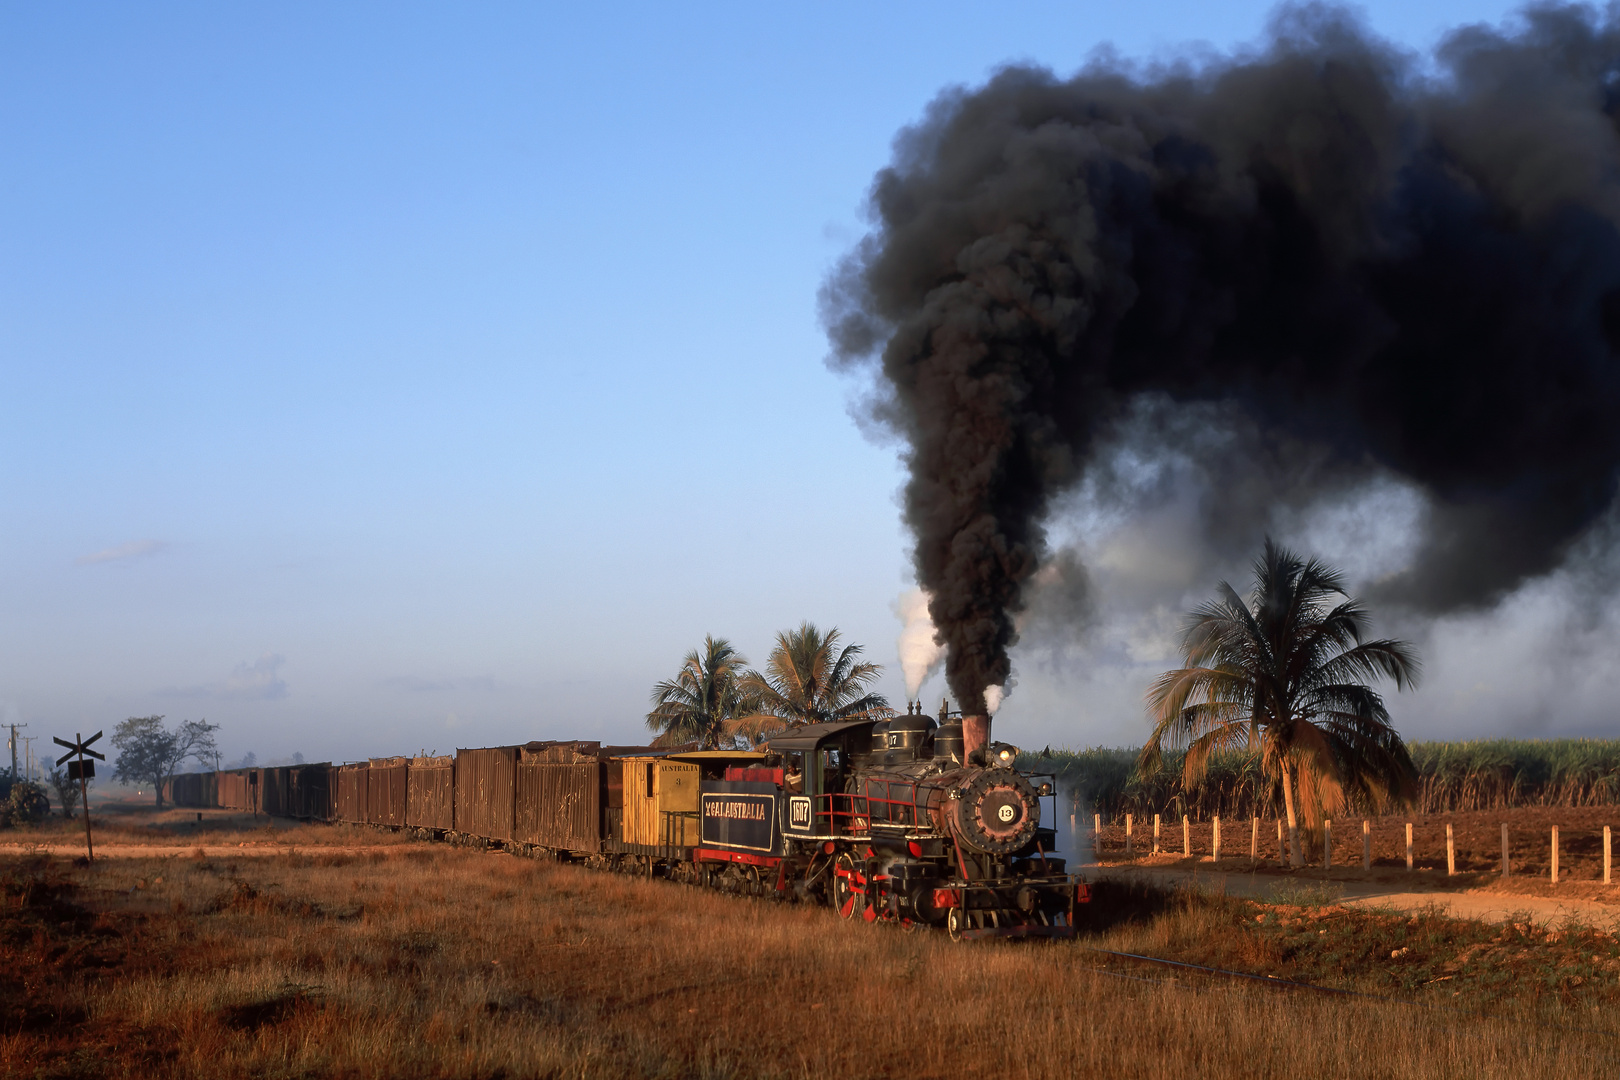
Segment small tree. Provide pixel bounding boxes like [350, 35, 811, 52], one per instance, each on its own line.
[48, 767, 81, 819]
[110, 716, 221, 807]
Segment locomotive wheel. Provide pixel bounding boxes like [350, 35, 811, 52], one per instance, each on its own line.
[947, 906, 966, 942]
[744, 865, 762, 897]
[833, 853, 863, 919]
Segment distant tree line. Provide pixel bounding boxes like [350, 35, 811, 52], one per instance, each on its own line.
[1032, 738, 1620, 824]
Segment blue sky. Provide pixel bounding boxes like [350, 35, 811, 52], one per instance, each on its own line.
[2, 1, 1584, 766]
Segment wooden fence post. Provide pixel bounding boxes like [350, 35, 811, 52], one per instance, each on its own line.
[1094, 813, 1102, 862]
[1183, 814, 1190, 858]
[1213, 815, 1221, 862]
[1251, 816, 1259, 862]
[1552, 826, 1560, 885]
[1324, 819, 1332, 870]
[1362, 819, 1371, 871]
[1501, 823, 1510, 878]
[1125, 813, 1133, 858]
[1154, 813, 1161, 854]
[1446, 824, 1455, 877]
[1605, 825, 1611, 886]
[1405, 822, 1413, 871]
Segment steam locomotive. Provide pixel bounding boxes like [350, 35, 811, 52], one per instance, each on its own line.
[699, 703, 1083, 939]
[166, 702, 1085, 941]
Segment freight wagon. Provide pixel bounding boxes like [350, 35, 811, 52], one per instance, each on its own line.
[367, 757, 408, 828]
[161, 764, 329, 818]
[406, 755, 454, 833]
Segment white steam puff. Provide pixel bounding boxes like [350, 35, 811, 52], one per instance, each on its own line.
[983, 684, 1004, 715]
[893, 588, 945, 699]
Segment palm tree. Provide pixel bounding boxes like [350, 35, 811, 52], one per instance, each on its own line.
[740, 622, 895, 732]
[646, 636, 757, 750]
[1140, 539, 1420, 866]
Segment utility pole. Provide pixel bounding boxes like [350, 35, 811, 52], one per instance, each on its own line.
[7, 722, 27, 782]
[21, 736, 37, 782]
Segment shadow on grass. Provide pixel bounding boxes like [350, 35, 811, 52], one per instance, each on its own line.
[219, 984, 323, 1032]
[1079, 878, 1186, 934]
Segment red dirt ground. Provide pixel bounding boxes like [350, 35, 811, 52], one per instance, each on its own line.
[1089, 806, 1618, 886]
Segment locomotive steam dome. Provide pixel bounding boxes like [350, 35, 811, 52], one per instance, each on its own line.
[952, 767, 1041, 855]
[868, 720, 891, 757]
[884, 712, 936, 762]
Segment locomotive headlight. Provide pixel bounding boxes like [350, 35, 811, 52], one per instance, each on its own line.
[989, 741, 1021, 766]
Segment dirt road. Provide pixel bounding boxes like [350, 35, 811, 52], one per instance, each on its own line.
[1089, 863, 1620, 929]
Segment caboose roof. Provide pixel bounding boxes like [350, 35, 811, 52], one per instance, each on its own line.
[663, 750, 769, 762]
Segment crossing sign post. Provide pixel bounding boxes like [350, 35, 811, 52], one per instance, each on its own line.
[54, 731, 104, 861]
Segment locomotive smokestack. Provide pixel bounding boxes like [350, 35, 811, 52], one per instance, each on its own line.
[962, 715, 989, 767]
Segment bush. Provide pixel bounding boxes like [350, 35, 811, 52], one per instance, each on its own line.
[0, 781, 50, 828]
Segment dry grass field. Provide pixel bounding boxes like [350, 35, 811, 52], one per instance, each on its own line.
[5, 811, 1620, 1079]
[32, 803, 418, 849]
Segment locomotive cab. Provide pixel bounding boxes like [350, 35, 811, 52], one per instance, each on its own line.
[768, 719, 879, 838]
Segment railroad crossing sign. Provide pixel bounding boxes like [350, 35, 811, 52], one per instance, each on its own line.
[54, 730, 104, 767]
[53, 731, 104, 861]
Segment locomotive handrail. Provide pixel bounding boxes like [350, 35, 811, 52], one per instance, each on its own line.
[861, 778, 929, 827]
[813, 792, 870, 835]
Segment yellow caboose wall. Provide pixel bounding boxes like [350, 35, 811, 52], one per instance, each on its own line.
[619, 757, 700, 846]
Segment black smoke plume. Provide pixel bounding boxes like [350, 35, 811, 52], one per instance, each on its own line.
[825, 4, 1620, 714]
